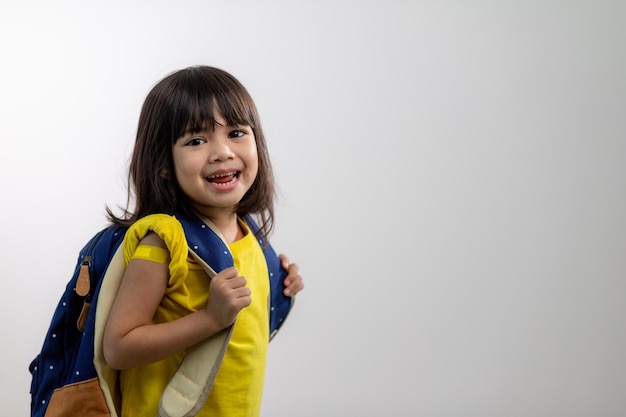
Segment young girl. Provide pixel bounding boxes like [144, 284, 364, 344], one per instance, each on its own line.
[102, 66, 304, 416]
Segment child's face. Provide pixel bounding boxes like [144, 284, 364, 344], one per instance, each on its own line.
[172, 112, 258, 218]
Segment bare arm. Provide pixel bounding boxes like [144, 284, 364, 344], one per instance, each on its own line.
[103, 233, 251, 370]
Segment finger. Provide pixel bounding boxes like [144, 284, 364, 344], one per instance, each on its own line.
[284, 275, 303, 297]
[283, 263, 300, 286]
[278, 253, 290, 269]
[236, 286, 252, 298]
[234, 288, 252, 307]
[229, 276, 248, 289]
[216, 266, 238, 281]
[237, 297, 252, 309]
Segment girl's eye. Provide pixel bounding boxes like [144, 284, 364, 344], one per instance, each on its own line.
[229, 129, 246, 139]
[185, 137, 205, 146]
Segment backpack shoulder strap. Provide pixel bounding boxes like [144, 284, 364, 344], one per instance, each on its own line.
[242, 214, 293, 339]
[183, 213, 293, 338]
[158, 213, 293, 416]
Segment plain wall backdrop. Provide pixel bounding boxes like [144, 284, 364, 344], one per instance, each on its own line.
[1, 1, 625, 416]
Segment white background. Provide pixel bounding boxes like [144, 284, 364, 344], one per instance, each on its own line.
[1, 1, 625, 416]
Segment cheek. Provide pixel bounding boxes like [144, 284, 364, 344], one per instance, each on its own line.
[250, 141, 259, 164]
[247, 150, 259, 178]
[173, 152, 200, 177]
[171, 159, 186, 181]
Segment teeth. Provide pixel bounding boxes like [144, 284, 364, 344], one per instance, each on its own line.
[207, 171, 237, 179]
[206, 171, 239, 185]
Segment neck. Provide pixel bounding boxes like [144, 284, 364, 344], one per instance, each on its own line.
[197, 211, 242, 244]
[218, 218, 244, 244]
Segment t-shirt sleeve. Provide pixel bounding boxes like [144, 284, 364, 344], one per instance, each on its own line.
[122, 214, 189, 289]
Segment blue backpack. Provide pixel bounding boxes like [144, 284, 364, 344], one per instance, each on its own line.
[29, 212, 292, 417]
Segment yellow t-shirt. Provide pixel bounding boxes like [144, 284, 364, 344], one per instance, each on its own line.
[118, 214, 269, 417]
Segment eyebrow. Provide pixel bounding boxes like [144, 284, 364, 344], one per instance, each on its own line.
[183, 120, 253, 137]
[183, 119, 226, 135]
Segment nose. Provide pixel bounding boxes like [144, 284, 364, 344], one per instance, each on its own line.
[209, 136, 235, 162]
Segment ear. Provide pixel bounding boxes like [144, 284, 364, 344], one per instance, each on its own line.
[161, 168, 170, 179]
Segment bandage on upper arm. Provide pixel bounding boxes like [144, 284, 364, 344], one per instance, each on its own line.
[131, 244, 169, 264]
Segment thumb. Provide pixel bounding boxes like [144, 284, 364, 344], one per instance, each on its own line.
[215, 266, 239, 281]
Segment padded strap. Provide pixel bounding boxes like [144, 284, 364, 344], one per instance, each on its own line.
[156, 248, 234, 417]
[93, 244, 126, 416]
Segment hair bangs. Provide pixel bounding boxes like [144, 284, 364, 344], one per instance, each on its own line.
[214, 88, 258, 130]
[170, 68, 258, 143]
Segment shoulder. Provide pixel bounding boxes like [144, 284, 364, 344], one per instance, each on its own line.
[123, 214, 188, 263]
[138, 231, 167, 249]
[127, 214, 184, 239]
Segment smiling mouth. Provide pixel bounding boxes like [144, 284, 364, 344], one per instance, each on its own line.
[206, 171, 240, 185]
